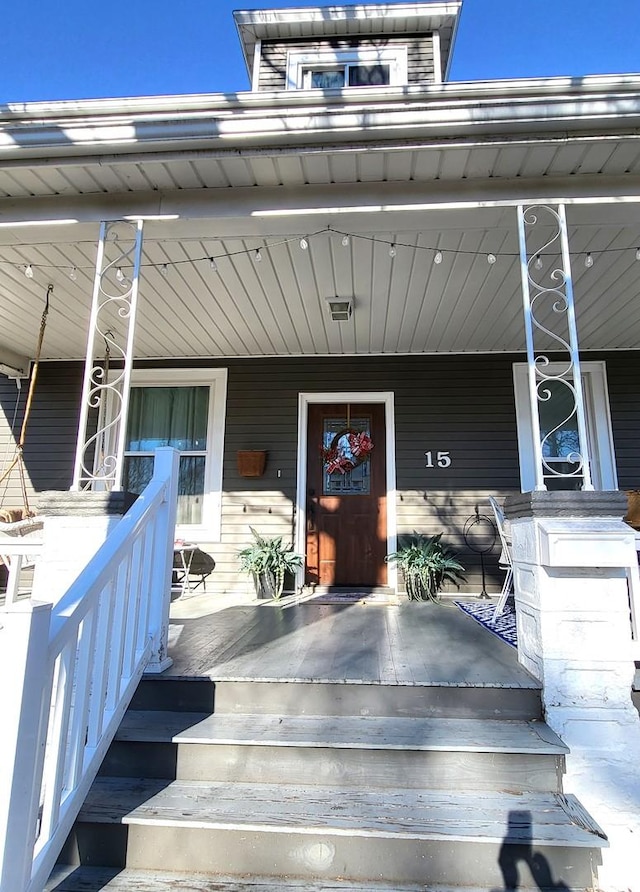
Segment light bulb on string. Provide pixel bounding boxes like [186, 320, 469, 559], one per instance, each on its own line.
[341, 234, 349, 247]
[116, 267, 125, 283]
[254, 249, 262, 263]
[434, 250, 443, 265]
[487, 253, 497, 265]
[635, 248, 640, 261]
[209, 257, 217, 271]
[585, 253, 593, 269]
[299, 237, 308, 250]
[389, 244, 397, 258]
[534, 254, 543, 270]
[69, 267, 78, 281]
[24, 264, 34, 278]
[161, 264, 169, 277]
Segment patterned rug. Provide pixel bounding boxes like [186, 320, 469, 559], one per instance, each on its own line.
[455, 600, 518, 648]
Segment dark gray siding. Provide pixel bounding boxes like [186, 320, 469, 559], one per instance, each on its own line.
[0, 365, 84, 511]
[257, 35, 435, 91]
[2, 352, 639, 595]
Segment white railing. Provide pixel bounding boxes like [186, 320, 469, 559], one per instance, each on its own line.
[0, 524, 43, 605]
[0, 447, 179, 892]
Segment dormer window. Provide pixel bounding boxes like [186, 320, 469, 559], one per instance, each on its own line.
[287, 48, 407, 90]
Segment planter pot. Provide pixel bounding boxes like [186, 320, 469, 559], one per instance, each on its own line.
[237, 450, 267, 477]
[625, 490, 640, 529]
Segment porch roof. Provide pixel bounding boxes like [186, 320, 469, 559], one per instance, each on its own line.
[1, 76, 640, 364]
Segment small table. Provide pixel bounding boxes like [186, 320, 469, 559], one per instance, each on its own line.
[173, 543, 197, 598]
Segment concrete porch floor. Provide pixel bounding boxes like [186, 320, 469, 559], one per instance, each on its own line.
[164, 593, 538, 689]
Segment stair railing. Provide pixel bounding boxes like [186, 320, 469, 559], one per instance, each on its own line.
[0, 447, 179, 892]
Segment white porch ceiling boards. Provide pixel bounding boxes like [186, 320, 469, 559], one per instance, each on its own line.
[2, 75, 640, 363]
[1, 204, 639, 362]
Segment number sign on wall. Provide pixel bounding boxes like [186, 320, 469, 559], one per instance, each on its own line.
[424, 451, 452, 468]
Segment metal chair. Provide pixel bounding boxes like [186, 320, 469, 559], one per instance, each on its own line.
[489, 496, 513, 621]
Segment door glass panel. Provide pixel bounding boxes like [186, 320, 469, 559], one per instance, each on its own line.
[322, 416, 372, 495]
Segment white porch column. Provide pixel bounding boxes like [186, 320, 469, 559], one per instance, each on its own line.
[506, 491, 640, 890]
[516, 204, 593, 492]
[72, 219, 144, 492]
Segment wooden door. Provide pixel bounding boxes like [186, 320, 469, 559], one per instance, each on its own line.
[306, 403, 387, 587]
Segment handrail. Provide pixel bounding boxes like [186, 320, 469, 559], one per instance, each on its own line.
[0, 447, 179, 892]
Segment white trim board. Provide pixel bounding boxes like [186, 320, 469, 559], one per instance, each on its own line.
[295, 391, 397, 591]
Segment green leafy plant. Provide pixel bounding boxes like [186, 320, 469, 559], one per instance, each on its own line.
[237, 527, 302, 600]
[386, 532, 466, 602]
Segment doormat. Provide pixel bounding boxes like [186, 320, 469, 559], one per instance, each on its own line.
[455, 600, 517, 648]
[297, 590, 402, 606]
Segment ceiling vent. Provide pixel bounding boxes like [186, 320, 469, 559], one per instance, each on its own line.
[325, 297, 353, 322]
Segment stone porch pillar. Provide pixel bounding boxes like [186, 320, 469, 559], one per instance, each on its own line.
[505, 490, 640, 890]
[31, 491, 137, 604]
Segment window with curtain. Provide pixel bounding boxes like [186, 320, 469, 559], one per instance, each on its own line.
[123, 386, 209, 524]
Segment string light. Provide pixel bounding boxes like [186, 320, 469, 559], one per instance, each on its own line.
[69, 267, 78, 280]
[3, 229, 640, 279]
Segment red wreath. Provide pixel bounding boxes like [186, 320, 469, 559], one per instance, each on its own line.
[321, 429, 374, 475]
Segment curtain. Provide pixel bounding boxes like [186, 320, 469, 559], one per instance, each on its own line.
[124, 386, 208, 524]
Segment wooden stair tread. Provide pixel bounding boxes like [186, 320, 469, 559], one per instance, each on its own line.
[79, 777, 606, 847]
[46, 865, 493, 892]
[117, 710, 569, 754]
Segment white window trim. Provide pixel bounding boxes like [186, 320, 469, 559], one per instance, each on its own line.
[101, 367, 227, 541]
[286, 47, 408, 90]
[295, 391, 397, 591]
[513, 361, 618, 493]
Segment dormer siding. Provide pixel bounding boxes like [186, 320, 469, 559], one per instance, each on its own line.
[256, 33, 437, 91]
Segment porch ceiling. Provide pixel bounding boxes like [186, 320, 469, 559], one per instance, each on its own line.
[1, 200, 639, 363]
[2, 119, 640, 363]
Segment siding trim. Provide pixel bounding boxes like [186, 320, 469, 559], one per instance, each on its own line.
[295, 390, 397, 590]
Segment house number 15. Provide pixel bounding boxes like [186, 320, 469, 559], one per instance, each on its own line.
[425, 451, 452, 468]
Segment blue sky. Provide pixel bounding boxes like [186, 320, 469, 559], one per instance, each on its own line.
[1, 0, 639, 104]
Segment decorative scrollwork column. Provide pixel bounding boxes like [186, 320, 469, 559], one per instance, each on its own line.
[516, 204, 593, 491]
[72, 220, 144, 491]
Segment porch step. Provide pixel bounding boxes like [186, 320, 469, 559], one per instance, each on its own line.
[44, 866, 515, 892]
[130, 677, 544, 720]
[60, 777, 604, 888]
[101, 710, 567, 792]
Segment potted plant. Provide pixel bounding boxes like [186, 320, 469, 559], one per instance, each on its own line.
[386, 532, 466, 602]
[238, 527, 302, 600]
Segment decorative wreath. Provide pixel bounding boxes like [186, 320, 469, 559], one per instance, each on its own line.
[321, 429, 374, 475]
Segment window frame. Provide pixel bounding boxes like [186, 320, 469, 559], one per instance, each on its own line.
[101, 367, 227, 541]
[286, 47, 408, 91]
[512, 361, 618, 492]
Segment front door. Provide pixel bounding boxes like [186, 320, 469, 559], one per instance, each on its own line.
[306, 403, 387, 587]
